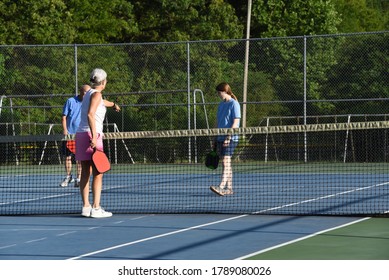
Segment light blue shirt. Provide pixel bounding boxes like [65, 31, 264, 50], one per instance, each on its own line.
[216, 98, 241, 142]
[62, 96, 82, 134]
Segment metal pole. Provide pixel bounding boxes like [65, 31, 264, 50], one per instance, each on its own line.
[0, 95, 4, 117]
[343, 115, 351, 163]
[265, 117, 269, 162]
[242, 0, 252, 128]
[303, 36, 307, 163]
[74, 44, 78, 95]
[193, 90, 197, 163]
[187, 42, 191, 163]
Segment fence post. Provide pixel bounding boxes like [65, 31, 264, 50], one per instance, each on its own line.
[74, 44, 78, 96]
[303, 36, 308, 163]
[187, 42, 191, 163]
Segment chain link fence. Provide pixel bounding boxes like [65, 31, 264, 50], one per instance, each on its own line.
[1, 31, 388, 135]
[1, 31, 389, 216]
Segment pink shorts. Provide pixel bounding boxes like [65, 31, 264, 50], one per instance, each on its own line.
[75, 132, 104, 161]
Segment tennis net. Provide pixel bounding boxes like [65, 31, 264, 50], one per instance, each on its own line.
[1, 121, 389, 216]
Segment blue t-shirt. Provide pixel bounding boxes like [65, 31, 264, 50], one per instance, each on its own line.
[62, 96, 82, 134]
[216, 98, 241, 142]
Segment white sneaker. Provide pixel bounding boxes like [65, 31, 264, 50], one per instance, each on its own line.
[60, 175, 72, 187]
[81, 206, 92, 217]
[90, 207, 113, 218]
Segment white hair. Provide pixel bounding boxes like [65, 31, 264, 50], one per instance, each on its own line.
[90, 68, 107, 86]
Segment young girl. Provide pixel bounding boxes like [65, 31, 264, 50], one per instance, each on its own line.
[210, 82, 241, 196]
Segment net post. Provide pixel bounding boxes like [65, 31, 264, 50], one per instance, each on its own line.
[10, 98, 19, 165]
[265, 117, 269, 162]
[193, 89, 210, 163]
[112, 123, 135, 164]
[39, 124, 61, 165]
[343, 115, 351, 163]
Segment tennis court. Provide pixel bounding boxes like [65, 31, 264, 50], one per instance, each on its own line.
[1, 212, 388, 265]
[1, 213, 385, 260]
[1, 122, 388, 263]
[1, 161, 389, 215]
[1, 164, 388, 260]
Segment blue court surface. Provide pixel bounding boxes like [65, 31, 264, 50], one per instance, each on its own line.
[1, 163, 388, 261]
[2, 169, 389, 216]
[0, 213, 363, 260]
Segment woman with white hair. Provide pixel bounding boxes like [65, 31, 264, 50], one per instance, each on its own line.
[75, 68, 120, 218]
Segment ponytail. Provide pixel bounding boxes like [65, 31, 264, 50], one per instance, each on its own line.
[216, 82, 238, 101]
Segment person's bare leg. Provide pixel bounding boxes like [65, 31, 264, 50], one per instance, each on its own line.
[80, 161, 92, 207]
[218, 156, 231, 190]
[65, 155, 72, 176]
[76, 160, 82, 182]
[91, 169, 103, 209]
[225, 156, 233, 192]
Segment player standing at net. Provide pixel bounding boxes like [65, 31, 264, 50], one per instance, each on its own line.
[75, 68, 120, 218]
[210, 82, 241, 196]
[59, 84, 90, 187]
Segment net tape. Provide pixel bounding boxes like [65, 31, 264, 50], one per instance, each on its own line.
[1, 120, 389, 142]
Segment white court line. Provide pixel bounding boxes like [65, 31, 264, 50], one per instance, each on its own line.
[235, 217, 371, 260]
[234, 181, 389, 258]
[67, 181, 389, 260]
[0, 244, 17, 249]
[252, 181, 389, 214]
[67, 214, 249, 260]
[129, 215, 154, 220]
[25, 238, 47, 243]
[0, 228, 87, 231]
[0, 193, 76, 206]
[0, 184, 125, 206]
[56, 231, 77, 236]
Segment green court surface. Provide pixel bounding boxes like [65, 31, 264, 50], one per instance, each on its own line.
[247, 217, 389, 260]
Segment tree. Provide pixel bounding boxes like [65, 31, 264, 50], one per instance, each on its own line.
[251, 0, 340, 38]
[322, 33, 389, 115]
[334, 0, 389, 33]
[0, 0, 72, 44]
[0, 0, 138, 44]
[248, 0, 342, 116]
[67, 0, 138, 44]
[130, 0, 243, 42]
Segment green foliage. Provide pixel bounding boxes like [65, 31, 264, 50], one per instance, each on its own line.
[0, 0, 72, 44]
[248, 1, 343, 116]
[251, 0, 341, 37]
[0, 0, 386, 44]
[131, 0, 243, 42]
[66, 0, 138, 44]
[0, 0, 387, 135]
[322, 33, 389, 114]
[334, 0, 389, 32]
[0, 0, 138, 44]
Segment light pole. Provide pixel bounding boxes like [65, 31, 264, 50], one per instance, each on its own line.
[242, 0, 252, 128]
